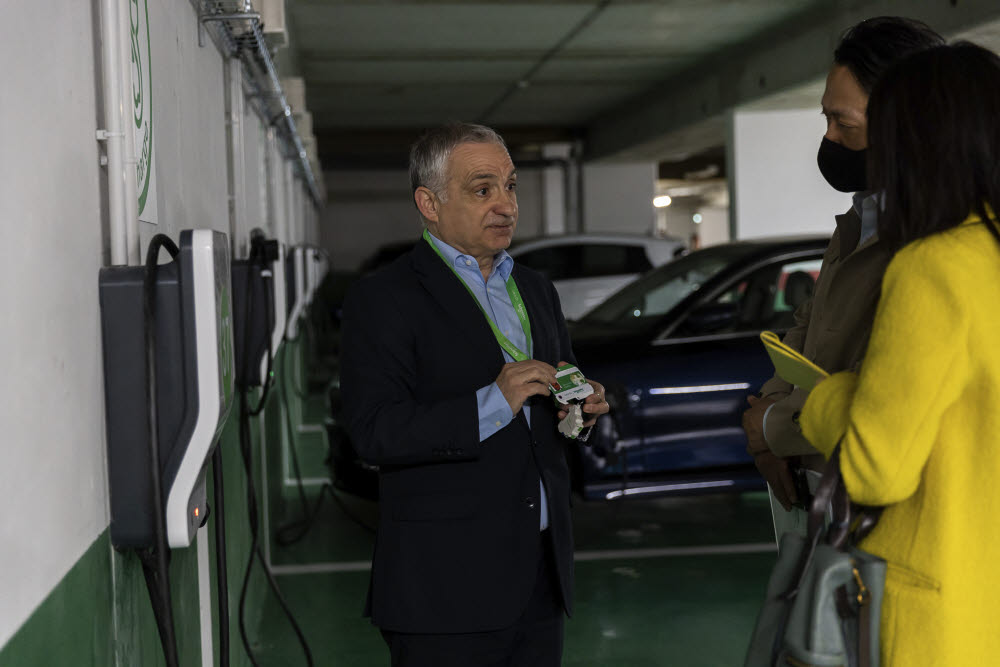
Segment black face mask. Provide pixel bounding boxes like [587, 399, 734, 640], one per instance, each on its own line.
[817, 136, 868, 193]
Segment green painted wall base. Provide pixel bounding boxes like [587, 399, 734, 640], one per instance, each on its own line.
[0, 388, 295, 666]
[0, 532, 115, 667]
[0, 337, 328, 666]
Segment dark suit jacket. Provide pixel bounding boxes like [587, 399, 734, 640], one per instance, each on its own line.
[340, 238, 577, 634]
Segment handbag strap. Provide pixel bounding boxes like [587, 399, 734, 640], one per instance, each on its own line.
[808, 441, 884, 547]
[806, 442, 847, 543]
[786, 441, 883, 598]
[783, 442, 883, 667]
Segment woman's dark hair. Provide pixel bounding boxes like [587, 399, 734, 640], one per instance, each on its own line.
[867, 42, 1000, 251]
[834, 17, 944, 93]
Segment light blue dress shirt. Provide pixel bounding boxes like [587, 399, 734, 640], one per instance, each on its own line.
[426, 231, 550, 530]
[853, 191, 880, 247]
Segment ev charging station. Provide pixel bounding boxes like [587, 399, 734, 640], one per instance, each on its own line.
[99, 229, 236, 549]
[231, 235, 282, 388]
[306, 247, 328, 305]
[285, 245, 307, 340]
[270, 242, 287, 366]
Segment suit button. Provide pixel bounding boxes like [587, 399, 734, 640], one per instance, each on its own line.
[456, 449, 464, 455]
[532, 440, 539, 447]
[525, 497, 536, 509]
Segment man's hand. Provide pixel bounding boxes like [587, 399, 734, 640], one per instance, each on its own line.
[557, 378, 609, 427]
[496, 360, 558, 415]
[753, 451, 799, 511]
[742, 394, 777, 456]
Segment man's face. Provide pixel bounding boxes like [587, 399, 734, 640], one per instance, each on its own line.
[820, 64, 869, 151]
[424, 141, 518, 258]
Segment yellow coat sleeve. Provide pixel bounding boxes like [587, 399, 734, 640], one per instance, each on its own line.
[800, 242, 969, 506]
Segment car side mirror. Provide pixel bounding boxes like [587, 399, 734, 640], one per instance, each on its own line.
[681, 302, 738, 334]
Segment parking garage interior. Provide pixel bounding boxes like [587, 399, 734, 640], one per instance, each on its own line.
[3, 1, 1000, 665]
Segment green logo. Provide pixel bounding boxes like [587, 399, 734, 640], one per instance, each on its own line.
[130, 0, 154, 215]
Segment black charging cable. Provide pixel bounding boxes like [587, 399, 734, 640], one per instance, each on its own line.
[139, 233, 181, 667]
[234, 237, 314, 667]
[246, 247, 277, 418]
[285, 314, 314, 400]
[276, 341, 376, 546]
[211, 447, 230, 667]
[236, 387, 315, 667]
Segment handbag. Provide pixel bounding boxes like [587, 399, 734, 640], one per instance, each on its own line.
[744, 444, 885, 667]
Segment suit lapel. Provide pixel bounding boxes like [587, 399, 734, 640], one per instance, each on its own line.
[411, 238, 506, 366]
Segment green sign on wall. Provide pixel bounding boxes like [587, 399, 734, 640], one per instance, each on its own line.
[130, 0, 157, 224]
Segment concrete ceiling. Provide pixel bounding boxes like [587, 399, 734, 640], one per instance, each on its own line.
[278, 0, 1000, 169]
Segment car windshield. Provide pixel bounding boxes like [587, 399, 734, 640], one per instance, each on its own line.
[580, 244, 759, 328]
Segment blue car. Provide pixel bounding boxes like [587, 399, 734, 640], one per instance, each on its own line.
[568, 236, 829, 501]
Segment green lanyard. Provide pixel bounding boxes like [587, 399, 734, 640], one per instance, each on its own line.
[423, 229, 532, 362]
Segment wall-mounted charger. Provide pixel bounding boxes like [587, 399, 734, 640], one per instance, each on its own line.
[99, 230, 236, 549]
[232, 235, 279, 388]
[269, 241, 287, 359]
[285, 246, 307, 340]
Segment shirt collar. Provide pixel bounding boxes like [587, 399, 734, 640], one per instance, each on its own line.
[425, 230, 513, 281]
[852, 191, 881, 248]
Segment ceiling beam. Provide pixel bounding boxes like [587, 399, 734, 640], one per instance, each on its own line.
[586, 0, 1000, 162]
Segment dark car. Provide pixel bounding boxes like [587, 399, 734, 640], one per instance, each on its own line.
[568, 236, 829, 501]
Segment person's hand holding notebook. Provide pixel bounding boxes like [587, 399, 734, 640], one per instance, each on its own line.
[759, 331, 829, 391]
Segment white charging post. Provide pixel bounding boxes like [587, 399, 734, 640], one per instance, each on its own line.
[266, 241, 287, 378]
[286, 245, 307, 340]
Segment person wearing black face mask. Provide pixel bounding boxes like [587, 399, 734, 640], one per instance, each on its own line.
[741, 17, 943, 538]
[816, 137, 867, 194]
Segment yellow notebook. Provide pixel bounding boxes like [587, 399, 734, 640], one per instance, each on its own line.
[759, 331, 829, 391]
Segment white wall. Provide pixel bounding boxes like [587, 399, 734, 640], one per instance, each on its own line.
[695, 206, 730, 248]
[0, 0, 312, 648]
[142, 0, 229, 249]
[320, 170, 416, 272]
[582, 162, 657, 234]
[0, 2, 106, 647]
[241, 100, 268, 252]
[729, 109, 851, 239]
[319, 166, 545, 272]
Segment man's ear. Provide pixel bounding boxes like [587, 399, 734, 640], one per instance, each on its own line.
[414, 187, 439, 223]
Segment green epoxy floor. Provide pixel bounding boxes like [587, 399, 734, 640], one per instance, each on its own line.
[254, 483, 779, 666]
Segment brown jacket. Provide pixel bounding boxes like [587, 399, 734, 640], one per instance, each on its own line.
[760, 207, 893, 465]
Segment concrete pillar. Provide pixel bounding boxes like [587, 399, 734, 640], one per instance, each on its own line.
[582, 162, 656, 234]
[728, 109, 851, 240]
[541, 143, 570, 235]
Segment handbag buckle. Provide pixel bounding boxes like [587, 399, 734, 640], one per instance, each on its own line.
[851, 563, 870, 606]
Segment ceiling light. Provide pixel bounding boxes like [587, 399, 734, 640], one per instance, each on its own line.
[653, 195, 672, 208]
[693, 213, 703, 224]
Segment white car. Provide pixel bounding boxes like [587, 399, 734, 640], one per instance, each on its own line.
[509, 234, 686, 320]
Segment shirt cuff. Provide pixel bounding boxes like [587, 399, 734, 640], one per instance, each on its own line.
[761, 403, 776, 445]
[477, 382, 514, 442]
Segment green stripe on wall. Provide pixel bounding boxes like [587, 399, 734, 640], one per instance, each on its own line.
[0, 404, 281, 666]
[0, 519, 207, 666]
[0, 531, 115, 666]
[0, 341, 314, 666]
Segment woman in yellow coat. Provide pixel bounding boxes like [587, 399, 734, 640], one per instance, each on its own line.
[800, 42, 1000, 665]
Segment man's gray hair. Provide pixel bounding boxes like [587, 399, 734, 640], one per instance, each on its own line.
[409, 122, 508, 201]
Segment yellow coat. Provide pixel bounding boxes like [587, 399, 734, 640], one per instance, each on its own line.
[800, 215, 1000, 666]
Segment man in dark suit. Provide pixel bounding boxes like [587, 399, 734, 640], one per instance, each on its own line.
[340, 122, 608, 666]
